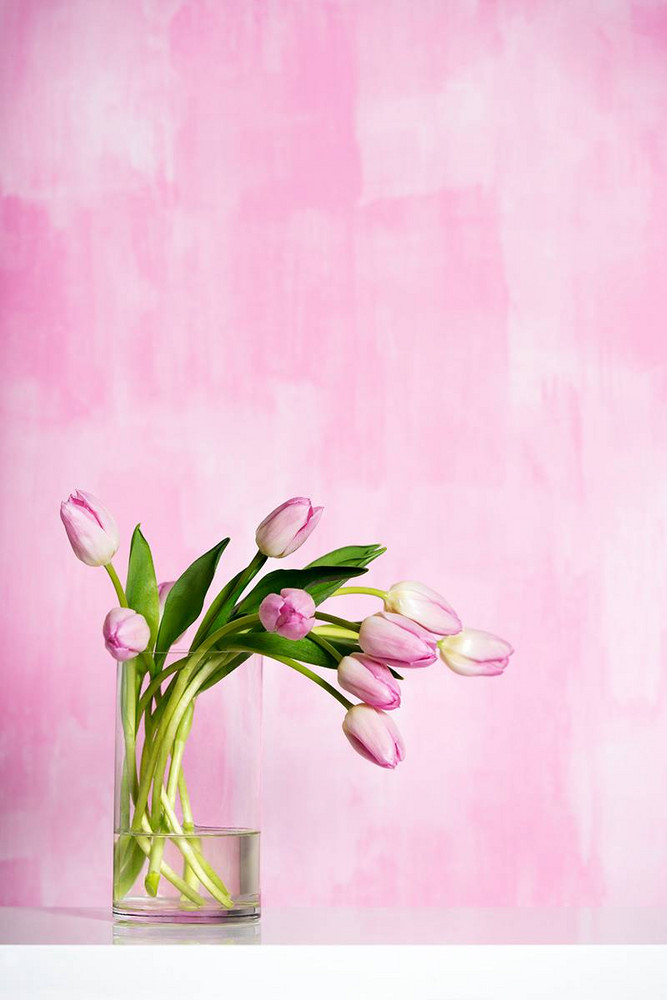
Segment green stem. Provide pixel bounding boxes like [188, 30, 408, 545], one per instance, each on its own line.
[123, 660, 138, 798]
[106, 559, 155, 682]
[197, 653, 247, 694]
[159, 789, 233, 907]
[130, 617, 261, 901]
[191, 550, 267, 649]
[148, 617, 259, 817]
[178, 773, 200, 898]
[105, 563, 128, 607]
[178, 771, 194, 828]
[132, 656, 221, 834]
[136, 816, 205, 906]
[145, 702, 194, 894]
[200, 614, 261, 653]
[310, 633, 343, 663]
[137, 654, 202, 721]
[229, 646, 352, 710]
[133, 618, 258, 835]
[314, 611, 361, 632]
[333, 585, 388, 601]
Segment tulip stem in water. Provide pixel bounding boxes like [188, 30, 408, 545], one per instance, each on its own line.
[333, 586, 387, 601]
[145, 702, 194, 894]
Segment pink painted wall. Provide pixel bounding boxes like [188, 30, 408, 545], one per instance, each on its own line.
[2, 0, 667, 909]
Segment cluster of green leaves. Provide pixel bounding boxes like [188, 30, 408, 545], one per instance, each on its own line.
[123, 530, 386, 676]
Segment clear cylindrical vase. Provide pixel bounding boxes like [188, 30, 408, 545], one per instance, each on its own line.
[112, 651, 261, 922]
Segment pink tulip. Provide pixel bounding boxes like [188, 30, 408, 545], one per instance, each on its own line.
[103, 607, 151, 661]
[438, 628, 513, 677]
[342, 704, 405, 769]
[259, 588, 317, 640]
[384, 580, 461, 636]
[337, 653, 401, 710]
[158, 581, 176, 617]
[60, 490, 119, 567]
[358, 612, 437, 669]
[157, 581, 188, 645]
[255, 497, 323, 558]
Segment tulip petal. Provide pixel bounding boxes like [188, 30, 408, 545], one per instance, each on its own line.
[338, 654, 401, 710]
[60, 491, 119, 567]
[385, 580, 461, 635]
[342, 704, 405, 768]
[358, 612, 437, 669]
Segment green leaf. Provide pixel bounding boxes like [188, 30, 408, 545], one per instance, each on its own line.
[219, 631, 340, 669]
[191, 551, 267, 649]
[125, 525, 160, 650]
[232, 565, 369, 618]
[154, 538, 229, 668]
[306, 544, 386, 569]
[305, 544, 386, 603]
[191, 568, 245, 649]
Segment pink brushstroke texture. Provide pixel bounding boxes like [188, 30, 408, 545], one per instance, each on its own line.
[1, 0, 667, 907]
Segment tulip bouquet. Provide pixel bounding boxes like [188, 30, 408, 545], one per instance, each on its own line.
[61, 490, 512, 918]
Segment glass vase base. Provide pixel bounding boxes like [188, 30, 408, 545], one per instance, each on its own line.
[113, 827, 260, 924]
[113, 899, 260, 924]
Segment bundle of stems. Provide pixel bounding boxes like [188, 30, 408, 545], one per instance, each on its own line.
[109, 556, 373, 907]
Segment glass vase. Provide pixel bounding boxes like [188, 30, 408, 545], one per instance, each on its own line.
[112, 650, 261, 922]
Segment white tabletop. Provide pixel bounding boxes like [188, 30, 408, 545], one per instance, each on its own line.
[1, 905, 666, 946]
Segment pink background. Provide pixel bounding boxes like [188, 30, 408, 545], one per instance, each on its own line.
[2, 0, 667, 909]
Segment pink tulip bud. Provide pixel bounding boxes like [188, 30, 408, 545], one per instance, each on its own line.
[259, 588, 317, 640]
[342, 704, 405, 769]
[158, 581, 176, 617]
[338, 654, 401, 710]
[358, 612, 437, 669]
[157, 581, 188, 645]
[103, 607, 151, 661]
[384, 580, 461, 636]
[60, 490, 120, 567]
[438, 628, 513, 677]
[255, 497, 324, 558]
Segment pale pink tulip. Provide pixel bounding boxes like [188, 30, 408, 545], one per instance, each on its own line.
[358, 612, 437, 669]
[103, 607, 151, 661]
[337, 653, 401, 710]
[60, 490, 119, 567]
[157, 581, 188, 644]
[259, 588, 317, 640]
[157, 581, 176, 617]
[385, 580, 461, 636]
[438, 628, 513, 677]
[342, 704, 405, 769]
[255, 497, 323, 558]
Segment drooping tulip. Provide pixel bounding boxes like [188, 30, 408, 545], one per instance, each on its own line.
[255, 497, 323, 558]
[358, 612, 437, 669]
[438, 628, 513, 677]
[103, 607, 151, 661]
[60, 490, 119, 567]
[384, 580, 461, 636]
[342, 704, 405, 769]
[337, 653, 401, 710]
[259, 588, 317, 640]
